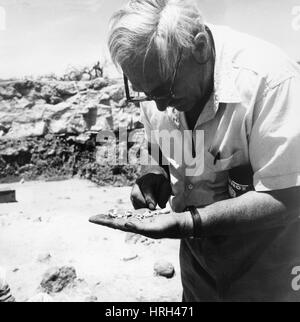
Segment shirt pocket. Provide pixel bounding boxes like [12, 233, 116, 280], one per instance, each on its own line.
[205, 150, 243, 172]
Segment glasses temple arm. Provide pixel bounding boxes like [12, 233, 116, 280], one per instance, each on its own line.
[123, 74, 132, 101]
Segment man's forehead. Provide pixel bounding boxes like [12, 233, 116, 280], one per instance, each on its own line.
[122, 51, 164, 92]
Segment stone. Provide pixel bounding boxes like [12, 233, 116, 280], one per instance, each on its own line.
[16, 97, 34, 109]
[5, 121, 47, 140]
[45, 134, 54, 141]
[154, 260, 175, 279]
[37, 253, 52, 263]
[27, 293, 54, 302]
[102, 84, 124, 102]
[13, 80, 34, 94]
[43, 102, 72, 120]
[55, 82, 78, 97]
[40, 84, 57, 102]
[50, 96, 63, 105]
[0, 86, 18, 99]
[76, 81, 90, 92]
[85, 295, 98, 302]
[92, 78, 109, 90]
[47, 149, 56, 157]
[81, 73, 91, 81]
[74, 133, 91, 145]
[40, 266, 77, 293]
[81, 107, 98, 129]
[122, 253, 139, 262]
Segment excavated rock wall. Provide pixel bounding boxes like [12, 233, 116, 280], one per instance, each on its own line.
[0, 78, 145, 185]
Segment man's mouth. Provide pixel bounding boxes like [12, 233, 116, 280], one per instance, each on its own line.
[169, 99, 185, 109]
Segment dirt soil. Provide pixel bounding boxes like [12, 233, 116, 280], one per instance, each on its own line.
[0, 179, 182, 302]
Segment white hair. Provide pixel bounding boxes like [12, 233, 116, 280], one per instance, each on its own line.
[108, 0, 204, 81]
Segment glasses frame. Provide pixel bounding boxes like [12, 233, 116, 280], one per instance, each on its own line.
[123, 49, 183, 104]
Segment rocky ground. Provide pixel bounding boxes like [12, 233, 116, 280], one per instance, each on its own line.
[0, 179, 182, 302]
[0, 77, 145, 186]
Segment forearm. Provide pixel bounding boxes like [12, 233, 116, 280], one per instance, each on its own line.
[194, 190, 300, 237]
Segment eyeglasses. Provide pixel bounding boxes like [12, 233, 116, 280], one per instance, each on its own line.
[123, 49, 183, 104]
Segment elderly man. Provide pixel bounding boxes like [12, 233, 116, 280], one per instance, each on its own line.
[91, 0, 300, 301]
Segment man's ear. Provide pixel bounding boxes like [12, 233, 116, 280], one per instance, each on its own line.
[192, 32, 210, 64]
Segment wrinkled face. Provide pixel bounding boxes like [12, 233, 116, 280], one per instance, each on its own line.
[122, 48, 209, 112]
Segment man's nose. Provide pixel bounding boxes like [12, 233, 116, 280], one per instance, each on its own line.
[156, 100, 169, 112]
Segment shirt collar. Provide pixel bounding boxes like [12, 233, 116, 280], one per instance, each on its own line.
[208, 23, 242, 106]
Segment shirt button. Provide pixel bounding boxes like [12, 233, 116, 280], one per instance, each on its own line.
[187, 184, 194, 191]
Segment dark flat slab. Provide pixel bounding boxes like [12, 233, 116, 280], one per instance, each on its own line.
[0, 189, 16, 203]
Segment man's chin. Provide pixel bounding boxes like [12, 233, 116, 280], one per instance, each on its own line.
[172, 103, 194, 112]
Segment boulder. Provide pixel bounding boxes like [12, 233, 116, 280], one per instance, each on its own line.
[102, 84, 124, 103]
[74, 133, 91, 145]
[0, 85, 19, 99]
[40, 266, 77, 293]
[12, 104, 45, 124]
[154, 260, 175, 279]
[81, 73, 91, 81]
[43, 102, 73, 120]
[67, 114, 88, 134]
[13, 80, 34, 93]
[55, 82, 78, 97]
[81, 106, 98, 129]
[75, 81, 91, 92]
[16, 97, 34, 109]
[5, 121, 47, 140]
[0, 145, 32, 166]
[92, 78, 109, 90]
[40, 84, 57, 102]
[50, 96, 63, 105]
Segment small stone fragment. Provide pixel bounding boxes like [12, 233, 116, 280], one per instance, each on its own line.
[40, 266, 77, 293]
[37, 253, 52, 263]
[27, 293, 54, 302]
[154, 260, 175, 279]
[122, 254, 139, 262]
[85, 295, 98, 302]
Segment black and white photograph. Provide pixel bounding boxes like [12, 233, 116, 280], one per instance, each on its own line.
[0, 0, 300, 306]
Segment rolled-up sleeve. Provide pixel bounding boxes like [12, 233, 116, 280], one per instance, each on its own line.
[249, 75, 300, 191]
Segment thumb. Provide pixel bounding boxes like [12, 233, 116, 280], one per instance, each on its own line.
[142, 186, 157, 210]
[157, 179, 172, 209]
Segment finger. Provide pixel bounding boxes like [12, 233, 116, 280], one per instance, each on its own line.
[157, 179, 172, 209]
[131, 184, 147, 209]
[125, 221, 149, 236]
[139, 182, 157, 210]
[89, 215, 129, 232]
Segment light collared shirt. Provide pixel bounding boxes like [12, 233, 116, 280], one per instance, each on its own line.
[140, 24, 300, 301]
